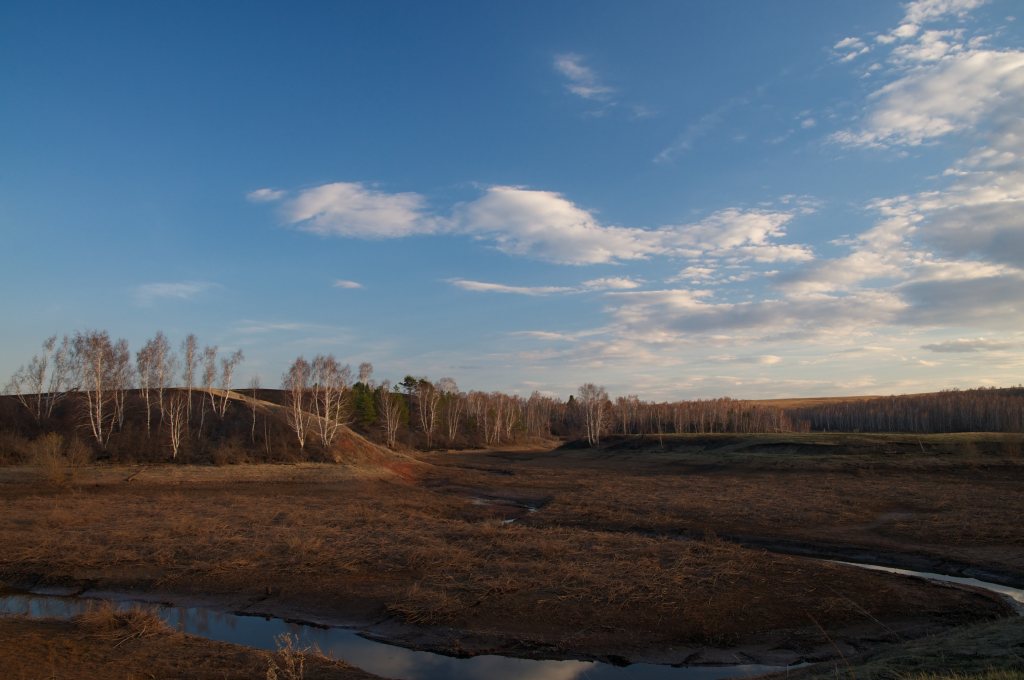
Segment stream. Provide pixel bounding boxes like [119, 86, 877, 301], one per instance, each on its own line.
[0, 590, 784, 680]
[828, 560, 1024, 614]
[2, 559, 1021, 679]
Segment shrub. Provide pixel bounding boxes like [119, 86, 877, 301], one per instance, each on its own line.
[65, 437, 92, 470]
[31, 432, 68, 486]
[265, 633, 307, 680]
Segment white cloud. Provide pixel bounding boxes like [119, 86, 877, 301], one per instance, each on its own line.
[246, 187, 286, 203]
[268, 182, 813, 267]
[833, 37, 871, 61]
[553, 53, 614, 101]
[455, 187, 811, 265]
[581, 277, 642, 290]
[891, 29, 964, 62]
[893, 22, 922, 39]
[834, 50, 1024, 148]
[454, 186, 661, 265]
[903, 0, 987, 25]
[875, 0, 987, 43]
[800, 117, 817, 128]
[332, 279, 363, 289]
[284, 182, 436, 238]
[668, 266, 717, 284]
[662, 208, 813, 262]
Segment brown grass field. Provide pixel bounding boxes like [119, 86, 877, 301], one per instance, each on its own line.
[0, 431, 1023, 677]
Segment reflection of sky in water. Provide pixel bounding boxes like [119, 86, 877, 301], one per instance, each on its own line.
[0, 593, 778, 679]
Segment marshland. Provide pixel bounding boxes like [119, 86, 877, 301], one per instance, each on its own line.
[2, 340, 1023, 678]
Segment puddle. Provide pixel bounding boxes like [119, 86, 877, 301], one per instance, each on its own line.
[0, 591, 787, 679]
[470, 496, 540, 525]
[830, 561, 1024, 614]
[470, 496, 539, 512]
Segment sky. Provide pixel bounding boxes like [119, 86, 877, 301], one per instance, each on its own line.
[2, 0, 1023, 400]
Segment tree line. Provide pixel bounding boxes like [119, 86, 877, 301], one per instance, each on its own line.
[4, 330, 1023, 463]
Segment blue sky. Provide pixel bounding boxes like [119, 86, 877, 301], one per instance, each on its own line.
[2, 0, 1023, 399]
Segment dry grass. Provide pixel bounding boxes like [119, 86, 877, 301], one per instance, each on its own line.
[265, 633, 311, 680]
[0, 454, 1013, 663]
[432, 438, 1024, 575]
[77, 600, 170, 644]
[32, 432, 68, 487]
[0, 616, 375, 680]
[25, 433, 91, 487]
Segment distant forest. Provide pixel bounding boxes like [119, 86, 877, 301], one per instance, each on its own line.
[3, 330, 1023, 464]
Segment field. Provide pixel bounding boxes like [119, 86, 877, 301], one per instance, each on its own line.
[0, 432, 1022, 678]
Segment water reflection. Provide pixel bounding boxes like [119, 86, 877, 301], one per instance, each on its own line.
[0, 592, 780, 679]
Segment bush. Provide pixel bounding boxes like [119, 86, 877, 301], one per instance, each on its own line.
[211, 438, 249, 465]
[66, 436, 92, 469]
[31, 432, 68, 486]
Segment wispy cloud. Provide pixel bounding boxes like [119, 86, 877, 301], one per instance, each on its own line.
[447, 279, 574, 296]
[246, 187, 286, 202]
[448, 276, 644, 296]
[833, 36, 871, 62]
[553, 53, 614, 101]
[655, 97, 749, 163]
[285, 181, 437, 238]
[234, 321, 315, 334]
[134, 281, 216, 306]
[332, 279, 363, 289]
[581, 277, 643, 290]
[921, 337, 1015, 352]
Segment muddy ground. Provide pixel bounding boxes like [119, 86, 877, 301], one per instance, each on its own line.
[0, 433, 1022, 677]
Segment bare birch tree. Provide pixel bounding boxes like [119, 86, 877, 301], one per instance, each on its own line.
[72, 330, 120, 448]
[181, 334, 198, 426]
[577, 383, 609, 447]
[199, 345, 217, 432]
[416, 379, 441, 448]
[111, 339, 133, 431]
[166, 392, 187, 460]
[217, 349, 244, 418]
[283, 357, 311, 450]
[436, 377, 463, 444]
[310, 354, 351, 448]
[377, 380, 403, 449]
[140, 331, 176, 427]
[358, 362, 374, 387]
[136, 342, 155, 436]
[5, 335, 74, 423]
[248, 375, 260, 444]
